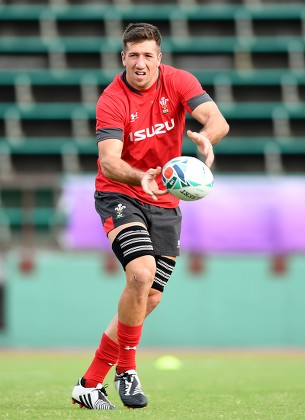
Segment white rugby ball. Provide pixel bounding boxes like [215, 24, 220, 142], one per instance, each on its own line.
[162, 156, 214, 201]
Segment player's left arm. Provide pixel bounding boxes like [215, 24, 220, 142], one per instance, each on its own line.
[188, 101, 230, 168]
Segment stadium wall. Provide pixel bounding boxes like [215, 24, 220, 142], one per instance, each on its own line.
[0, 251, 304, 348]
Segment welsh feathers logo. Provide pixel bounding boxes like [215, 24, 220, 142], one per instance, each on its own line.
[115, 203, 126, 219]
[160, 97, 169, 114]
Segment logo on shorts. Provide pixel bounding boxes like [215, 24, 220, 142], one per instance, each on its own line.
[115, 203, 126, 219]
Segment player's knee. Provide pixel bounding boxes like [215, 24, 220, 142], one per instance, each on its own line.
[147, 290, 162, 315]
[127, 262, 156, 293]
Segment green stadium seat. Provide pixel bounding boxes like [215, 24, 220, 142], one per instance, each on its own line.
[0, 4, 304, 21]
[1, 102, 305, 121]
[1, 35, 305, 54]
[1, 68, 305, 86]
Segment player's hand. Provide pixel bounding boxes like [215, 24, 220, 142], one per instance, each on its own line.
[187, 130, 214, 168]
[141, 166, 168, 201]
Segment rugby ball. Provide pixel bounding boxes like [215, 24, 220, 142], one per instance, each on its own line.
[162, 156, 214, 201]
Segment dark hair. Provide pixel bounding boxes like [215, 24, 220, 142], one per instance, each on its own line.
[123, 23, 162, 50]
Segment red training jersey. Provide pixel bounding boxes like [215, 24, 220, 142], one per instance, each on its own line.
[95, 63, 211, 208]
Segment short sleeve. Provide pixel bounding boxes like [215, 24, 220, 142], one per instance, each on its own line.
[96, 92, 126, 133]
[171, 69, 212, 114]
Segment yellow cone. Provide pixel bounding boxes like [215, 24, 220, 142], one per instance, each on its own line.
[154, 355, 182, 371]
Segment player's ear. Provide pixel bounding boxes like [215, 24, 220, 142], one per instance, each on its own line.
[121, 51, 126, 66]
[157, 52, 162, 66]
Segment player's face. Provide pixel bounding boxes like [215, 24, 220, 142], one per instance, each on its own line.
[121, 40, 162, 90]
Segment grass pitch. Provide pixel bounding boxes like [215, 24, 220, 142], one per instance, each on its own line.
[1, 349, 305, 419]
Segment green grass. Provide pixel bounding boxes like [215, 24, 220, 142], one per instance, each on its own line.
[1, 350, 305, 419]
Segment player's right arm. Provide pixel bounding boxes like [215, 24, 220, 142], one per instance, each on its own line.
[98, 139, 166, 201]
[98, 138, 142, 184]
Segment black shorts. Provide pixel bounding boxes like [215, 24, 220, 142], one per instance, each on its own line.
[95, 191, 182, 256]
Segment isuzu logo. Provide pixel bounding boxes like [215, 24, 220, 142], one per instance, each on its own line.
[129, 118, 175, 142]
